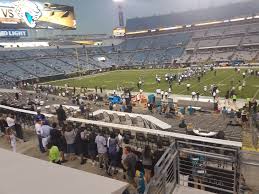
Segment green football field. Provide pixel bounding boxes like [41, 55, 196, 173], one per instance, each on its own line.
[49, 68, 259, 99]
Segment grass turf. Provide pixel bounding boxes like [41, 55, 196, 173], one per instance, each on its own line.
[49, 68, 259, 99]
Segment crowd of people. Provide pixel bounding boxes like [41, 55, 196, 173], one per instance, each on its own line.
[40, 118, 166, 194]
[0, 107, 167, 194]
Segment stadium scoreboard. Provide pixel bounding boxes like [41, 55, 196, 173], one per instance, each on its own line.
[113, 27, 125, 37]
[0, 0, 76, 30]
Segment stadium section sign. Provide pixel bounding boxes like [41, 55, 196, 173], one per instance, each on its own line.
[0, 29, 27, 37]
[0, 0, 76, 30]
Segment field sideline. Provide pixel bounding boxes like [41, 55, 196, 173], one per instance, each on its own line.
[49, 68, 259, 99]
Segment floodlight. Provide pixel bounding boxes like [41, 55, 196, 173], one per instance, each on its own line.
[113, 0, 124, 3]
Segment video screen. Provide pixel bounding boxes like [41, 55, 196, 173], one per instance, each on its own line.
[0, 0, 76, 30]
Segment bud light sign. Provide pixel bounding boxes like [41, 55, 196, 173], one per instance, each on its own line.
[0, 30, 28, 37]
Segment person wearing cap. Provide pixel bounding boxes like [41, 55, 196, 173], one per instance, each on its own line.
[34, 110, 45, 123]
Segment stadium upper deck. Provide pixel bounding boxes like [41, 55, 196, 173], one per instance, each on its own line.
[1, 0, 259, 87]
[126, 0, 259, 33]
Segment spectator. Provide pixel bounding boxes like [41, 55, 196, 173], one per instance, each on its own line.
[64, 125, 77, 161]
[35, 119, 45, 153]
[6, 113, 15, 130]
[78, 128, 88, 165]
[40, 120, 52, 151]
[56, 105, 67, 127]
[15, 92, 19, 100]
[6, 128, 17, 152]
[142, 145, 153, 183]
[179, 120, 187, 129]
[79, 102, 85, 115]
[95, 131, 108, 171]
[34, 110, 45, 122]
[46, 143, 61, 164]
[107, 132, 119, 176]
[0, 114, 8, 135]
[88, 128, 97, 165]
[123, 146, 137, 184]
[6, 113, 24, 141]
[49, 122, 66, 162]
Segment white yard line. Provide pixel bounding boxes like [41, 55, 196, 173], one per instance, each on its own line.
[253, 89, 259, 100]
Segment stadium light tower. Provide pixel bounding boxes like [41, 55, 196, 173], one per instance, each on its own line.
[113, 0, 125, 27]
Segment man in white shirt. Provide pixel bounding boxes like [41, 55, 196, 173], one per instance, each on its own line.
[95, 132, 108, 170]
[191, 91, 196, 101]
[6, 113, 25, 141]
[242, 72, 246, 79]
[35, 119, 45, 153]
[6, 114, 15, 128]
[40, 121, 52, 150]
[187, 84, 191, 91]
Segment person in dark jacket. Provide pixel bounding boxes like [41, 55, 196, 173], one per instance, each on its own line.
[107, 132, 119, 176]
[49, 122, 66, 163]
[0, 114, 8, 134]
[88, 129, 97, 165]
[75, 127, 88, 165]
[56, 105, 67, 127]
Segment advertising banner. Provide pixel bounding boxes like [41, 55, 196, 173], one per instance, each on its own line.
[0, 0, 76, 30]
[0, 29, 28, 37]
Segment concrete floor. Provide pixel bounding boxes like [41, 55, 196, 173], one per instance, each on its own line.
[173, 185, 214, 194]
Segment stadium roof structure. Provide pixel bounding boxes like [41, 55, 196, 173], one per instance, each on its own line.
[0, 148, 128, 194]
[126, 0, 259, 32]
